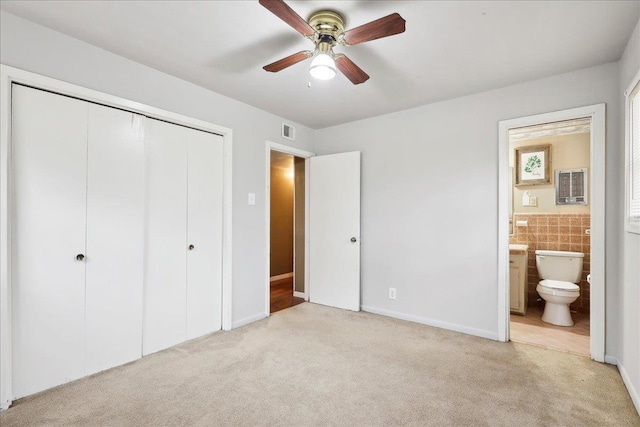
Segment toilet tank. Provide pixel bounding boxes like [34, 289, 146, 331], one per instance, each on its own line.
[535, 250, 584, 283]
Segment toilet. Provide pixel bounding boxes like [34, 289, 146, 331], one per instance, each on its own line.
[535, 250, 584, 326]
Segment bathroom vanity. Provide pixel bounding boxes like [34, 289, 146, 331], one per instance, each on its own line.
[509, 244, 528, 315]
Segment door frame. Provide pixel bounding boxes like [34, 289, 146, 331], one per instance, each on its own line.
[265, 141, 315, 316]
[0, 65, 234, 409]
[497, 103, 606, 362]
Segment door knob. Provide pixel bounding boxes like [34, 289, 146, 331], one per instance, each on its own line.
[188, 244, 195, 250]
[350, 237, 357, 243]
[76, 254, 85, 261]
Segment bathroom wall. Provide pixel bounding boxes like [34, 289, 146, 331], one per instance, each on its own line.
[511, 132, 590, 214]
[510, 213, 591, 313]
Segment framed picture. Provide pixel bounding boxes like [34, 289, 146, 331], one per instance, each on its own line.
[515, 145, 551, 186]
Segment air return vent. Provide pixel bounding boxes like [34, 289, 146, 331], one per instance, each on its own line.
[282, 123, 295, 141]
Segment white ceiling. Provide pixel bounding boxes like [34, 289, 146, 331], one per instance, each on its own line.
[1, 1, 638, 129]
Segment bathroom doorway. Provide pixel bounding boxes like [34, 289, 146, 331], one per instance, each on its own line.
[265, 142, 315, 316]
[498, 104, 606, 362]
[507, 119, 591, 356]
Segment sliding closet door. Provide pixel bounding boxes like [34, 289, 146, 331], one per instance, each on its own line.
[143, 118, 188, 355]
[11, 85, 88, 399]
[85, 105, 145, 375]
[186, 132, 224, 339]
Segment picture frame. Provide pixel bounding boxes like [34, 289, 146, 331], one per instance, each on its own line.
[515, 144, 551, 186]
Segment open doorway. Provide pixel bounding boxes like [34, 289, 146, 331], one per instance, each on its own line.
[269, 150, 305, 313]
[265, 142, 315, 316]
[498, 104, 606, 362]
[507, 119, 591, 356]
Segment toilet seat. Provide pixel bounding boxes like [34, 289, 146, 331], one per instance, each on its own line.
[537, 280, 580, 299]
[539, 279, 579, 291]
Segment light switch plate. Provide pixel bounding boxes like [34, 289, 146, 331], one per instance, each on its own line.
[248, 193, 256, 206]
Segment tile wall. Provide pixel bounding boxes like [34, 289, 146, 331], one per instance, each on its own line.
[509, 213, 590, 313]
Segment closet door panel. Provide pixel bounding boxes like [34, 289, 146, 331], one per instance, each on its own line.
[11, 85, 88, 398]
[85, 105, 145, 374]
[186, 132, 224, 339]
[143, 118, 188, 355]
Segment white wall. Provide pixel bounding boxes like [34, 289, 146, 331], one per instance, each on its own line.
[618, 18, 640, 413]
[315, 62, 621, 343]
[0, 12, 315, 327]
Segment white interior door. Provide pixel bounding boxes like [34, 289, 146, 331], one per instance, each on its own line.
[85, 105, 145, 375]
[186, 131, 224, 339]
[11, 85, 88, 398]
[309, 152, 361, 311]
[143, 118, 188, 355]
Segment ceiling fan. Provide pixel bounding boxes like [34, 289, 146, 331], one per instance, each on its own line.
[259, 0, 406, 85]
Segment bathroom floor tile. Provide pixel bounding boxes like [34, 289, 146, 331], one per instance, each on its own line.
[510, 306, 590, 357]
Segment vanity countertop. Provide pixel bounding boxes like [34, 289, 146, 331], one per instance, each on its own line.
[509, 244, 529, 255]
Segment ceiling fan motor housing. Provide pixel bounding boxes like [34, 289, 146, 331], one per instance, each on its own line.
[309, 11, 345, 47]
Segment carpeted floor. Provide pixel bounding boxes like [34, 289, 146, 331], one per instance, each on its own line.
[1, 303, 638, 426]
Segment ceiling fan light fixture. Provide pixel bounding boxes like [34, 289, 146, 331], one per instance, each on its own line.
[309, 51, 336, 80]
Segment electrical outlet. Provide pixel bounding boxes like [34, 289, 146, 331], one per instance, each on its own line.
[529, 196, 538, 207]
[389, 287, 397, 300]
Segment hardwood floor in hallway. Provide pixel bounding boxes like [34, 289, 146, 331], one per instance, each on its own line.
[270, 276, 305, 314]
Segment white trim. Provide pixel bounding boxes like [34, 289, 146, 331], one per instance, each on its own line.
[617, 361, 640, 414]
[625, 68, 640, 234]
[264, 142, 315, 318]
[293, 291, 306, 299]
[270, 272, 293, 282]
[617, 362, 640, 415]
[0, 67, 12, 412]
[304, 158, 311, 303]
[604, 356, 640, 415]
[498, 104, 606, 364]
[362, 306, 499, 341]
[604, 355, 619, 365]
[0, 65, 234, 408]
[232, 313, 267, 330]
[222, 123, 233, 332]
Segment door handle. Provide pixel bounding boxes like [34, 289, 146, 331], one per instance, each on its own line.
[76, 254, 85, 261]
[188, 244, 195, 250]
[350, 237, 357, 243]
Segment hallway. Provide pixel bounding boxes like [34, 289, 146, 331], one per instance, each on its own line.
[270, 276, 304, 314]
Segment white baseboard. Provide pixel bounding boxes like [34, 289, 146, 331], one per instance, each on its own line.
[618, 360, 640, 416]
[361, 305, 499, 341]
[270, 272, 293, 282]
[601, 355, 639, 416]
[231, 312, 266, 329]
[293, 291, 305, 299]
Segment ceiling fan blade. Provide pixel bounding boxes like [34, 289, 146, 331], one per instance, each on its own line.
[335, 55, 370, 85]
[259, 0, 316, 37]
[264, 51, 312, 72]
[342, 13, 406, 46]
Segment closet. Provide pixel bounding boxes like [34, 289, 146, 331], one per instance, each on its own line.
[143, 118, 223, 355]
[11, 84, 223, 399]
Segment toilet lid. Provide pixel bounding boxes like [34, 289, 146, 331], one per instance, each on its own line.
[540, 279, 579, 291]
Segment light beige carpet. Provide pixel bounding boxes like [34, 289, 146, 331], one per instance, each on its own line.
[1, 303, 638, 426]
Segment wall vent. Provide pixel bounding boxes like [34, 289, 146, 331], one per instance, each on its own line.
[282, 123, 295, 141]
[555, 168, 588, 205]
